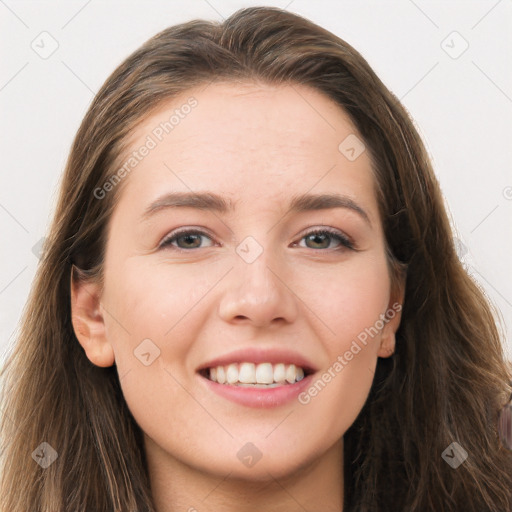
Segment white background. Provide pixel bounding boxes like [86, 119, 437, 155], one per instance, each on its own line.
[1, 0, 511, 365]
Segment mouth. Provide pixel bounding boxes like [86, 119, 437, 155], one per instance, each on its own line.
[196, 348, 318, 407]
[198, 362, 314, 388]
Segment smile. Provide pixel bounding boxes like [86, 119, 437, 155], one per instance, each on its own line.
[196, 348, 318, 408]
[202, 362, 308, 387]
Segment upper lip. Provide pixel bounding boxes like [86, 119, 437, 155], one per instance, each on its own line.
[197, 347, 319, 374]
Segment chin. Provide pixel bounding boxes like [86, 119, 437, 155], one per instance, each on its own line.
[202, 440, 332, 482]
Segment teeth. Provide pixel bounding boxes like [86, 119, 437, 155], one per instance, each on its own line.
[239, 362, 256, 383]
[273, 363, 286, 383]
[226, 363, 238, 384]
[255, 362, 274, 384]
[216, 366, 226, 384]
[205, 362, 307, 386]
[286, 364, 304, 384]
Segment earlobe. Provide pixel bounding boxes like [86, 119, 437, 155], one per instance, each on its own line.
[377, 335, 396, 358]
[70, 266, 115, 368]
[377, 305, 402, 358]
[377, 276, 406, 359]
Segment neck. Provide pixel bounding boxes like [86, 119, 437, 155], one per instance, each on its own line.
[146, 436, 344, 512]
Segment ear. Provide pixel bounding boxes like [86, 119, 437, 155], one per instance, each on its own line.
[70, 266, 115, 367]
[377, 274, 406, 358]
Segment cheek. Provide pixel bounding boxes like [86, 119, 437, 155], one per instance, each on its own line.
[102, 257, 223, 360]
[99, 258, 220, 442]
[305, 252, 391, 349]
[295, 253, 390, 429]
[99, 257, 233, 427]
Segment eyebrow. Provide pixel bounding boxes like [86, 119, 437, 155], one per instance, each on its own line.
[142, 191, 371, 225]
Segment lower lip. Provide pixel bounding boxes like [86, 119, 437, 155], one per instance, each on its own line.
[199, 373, 314, 408]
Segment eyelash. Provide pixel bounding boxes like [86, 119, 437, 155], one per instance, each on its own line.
[159, 227, 355, 252]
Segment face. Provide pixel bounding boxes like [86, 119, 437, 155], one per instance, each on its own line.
[72, 81, 402, 481]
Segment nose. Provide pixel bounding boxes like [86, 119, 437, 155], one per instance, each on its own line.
[217, 249, 299, 329]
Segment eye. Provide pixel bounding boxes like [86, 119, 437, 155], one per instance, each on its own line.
[296, 227, 354, 250]
[158, 227, 354, 252]
[159, 229, 215, 250]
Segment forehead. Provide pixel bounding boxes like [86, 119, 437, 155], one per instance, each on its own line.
[114, 81, 377, 220]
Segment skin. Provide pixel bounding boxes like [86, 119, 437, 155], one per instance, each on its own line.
[71, 81, 403, 512]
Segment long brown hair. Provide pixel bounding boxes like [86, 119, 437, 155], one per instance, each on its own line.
[1, 7, 511, 511]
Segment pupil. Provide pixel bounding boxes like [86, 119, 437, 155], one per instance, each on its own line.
[309, 233, 328, 248]
[181, 234, 199, 248]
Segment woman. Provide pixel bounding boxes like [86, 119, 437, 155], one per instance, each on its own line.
[1, 6, 511, 511]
